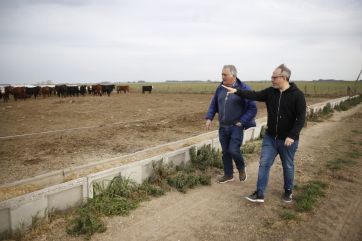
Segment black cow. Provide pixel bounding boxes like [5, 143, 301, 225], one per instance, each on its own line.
[142, 85, 153, 94]
[3, 86, 10, 102]
[55, 85, 67, 97]
[79, 85, 87, 96]
[25, 86, 41, 99]
[49, 87, 55, 96]
[101, 85, 115, 96]
[67, 85, 80, 97]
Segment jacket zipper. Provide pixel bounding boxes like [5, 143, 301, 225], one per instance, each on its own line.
[223, 93, 228, 123]
[275, 91, 282, 139]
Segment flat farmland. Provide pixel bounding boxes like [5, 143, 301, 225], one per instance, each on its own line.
[0, 92, 329, 184]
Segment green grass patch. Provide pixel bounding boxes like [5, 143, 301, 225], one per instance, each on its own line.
[66, 209, 106, 239]
[294, 180, 328, 212]
[242, 141, 261, 154]
[351, 129, 362, 134]
[346, 139, 358, 144]
[335, 95, 362, 111]
[167, 171, 211, 193]
[189, 145, 223, 170]
[326, 158, 356, 171]
[66, 144, 221, 239]
[280, 210, 298, 221]
[307, 103, 334, 122]
[67, 176, 146, 239]
[346, 150, 361, 159]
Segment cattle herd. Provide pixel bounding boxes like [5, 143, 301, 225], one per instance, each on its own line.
[0, 84, 154, 102]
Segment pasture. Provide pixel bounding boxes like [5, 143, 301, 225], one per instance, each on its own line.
[123, 81, 362, 96]
[0, 89, 330, 185]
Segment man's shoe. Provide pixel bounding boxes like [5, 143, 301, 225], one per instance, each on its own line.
[245, 191, 264, 203]
[239, 168, 247, 182]
[283, 191, 293, 203]
[217, 175, 234, 183]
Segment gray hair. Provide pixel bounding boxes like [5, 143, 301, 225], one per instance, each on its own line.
[223, 65, 238, 77]
[277, 64, 291, 81]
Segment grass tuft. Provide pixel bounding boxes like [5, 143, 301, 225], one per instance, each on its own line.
[280, 210, 298, 221]
[295, 180, 328, 212]
[326, 158, 356, 171]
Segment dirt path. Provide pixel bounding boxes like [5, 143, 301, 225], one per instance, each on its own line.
[22, 103, 362, 241]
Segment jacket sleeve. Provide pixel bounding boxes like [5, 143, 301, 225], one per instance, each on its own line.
[205, 91, 218, 120]
[288, 92, 306, 140]
[239, 97, 257, 125]
[235, 88, 268, 102]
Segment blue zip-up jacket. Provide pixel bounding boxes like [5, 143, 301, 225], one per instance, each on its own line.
[205, 78, 257, 129]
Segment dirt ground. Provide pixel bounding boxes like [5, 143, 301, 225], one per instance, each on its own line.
[0, 93, 325, 185]
[13, 102, 362, 241]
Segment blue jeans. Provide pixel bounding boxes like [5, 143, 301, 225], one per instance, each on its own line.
[256, 134, 299, 195]
[219, 125, 245, 177]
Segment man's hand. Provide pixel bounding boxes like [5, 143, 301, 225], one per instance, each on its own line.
[221, 85, 237, 94]
[284, 137, 294, 147]
[235, 122, 242, 127]
[205, 119, 212, 130]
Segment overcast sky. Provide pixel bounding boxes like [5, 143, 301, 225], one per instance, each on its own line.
[0, 0, 361, 84]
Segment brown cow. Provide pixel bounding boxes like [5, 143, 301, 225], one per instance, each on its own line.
[11, 87, 27, 101]
[117, 85, 130, 94]
[41, 87, 50, 98]
[92, 84, 102, 96]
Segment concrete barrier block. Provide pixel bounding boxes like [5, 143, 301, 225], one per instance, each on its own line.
[213, 141, 222, 151]
[137, 155, 164, 182]
[252, 126, 262, 140]
[211, 138, 219, 149]
[87, 168, 123, 198]
[243, 128, 254, 144]
[184, 147, 191, 163]
[120, 165, 143, 184]
[141, 161, 154, 182]
[166, 149, 187, 167]
[195, 140, 212, 149]
[48, 186, 83, 211]
[0, 208, 10, 234]
[10, 196, 47, 231]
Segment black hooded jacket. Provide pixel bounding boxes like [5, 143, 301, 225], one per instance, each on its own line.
[235, 83, 306, 140]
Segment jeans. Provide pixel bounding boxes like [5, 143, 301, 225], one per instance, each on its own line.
[257, 134, 299, 195]
[219, 125, 245, 177]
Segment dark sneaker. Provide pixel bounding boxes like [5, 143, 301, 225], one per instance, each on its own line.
[245, 191, 264, 203]
[239, 168, 247, 182]
[283, 191, 293, 203]
[217, 175, 234, 183]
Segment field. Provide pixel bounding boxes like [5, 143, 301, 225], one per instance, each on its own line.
[125, 81, 362, 96]
[0, 82, 334, 185]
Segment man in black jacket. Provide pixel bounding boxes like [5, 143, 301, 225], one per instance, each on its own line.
[222, 64, 306, 203]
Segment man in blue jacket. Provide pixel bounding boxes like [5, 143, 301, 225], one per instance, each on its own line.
[205, 65, 257, 183]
